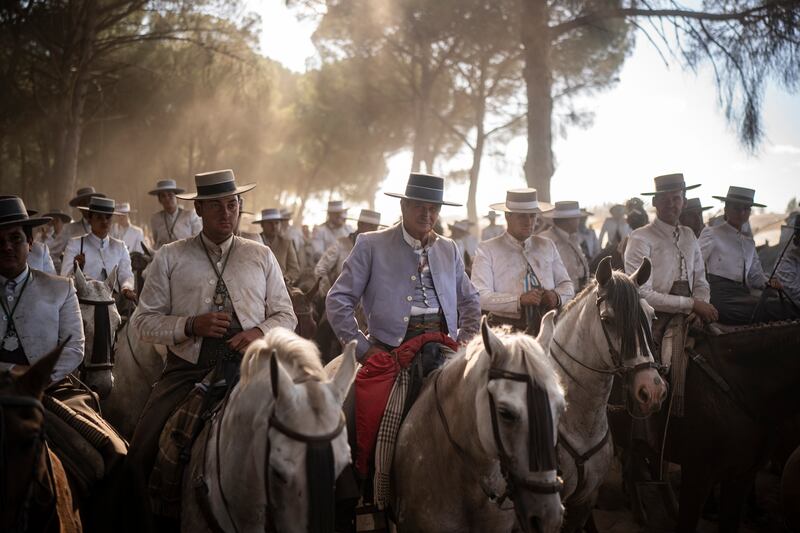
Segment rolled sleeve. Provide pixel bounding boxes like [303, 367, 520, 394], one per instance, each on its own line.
[327, 239, 372, 359]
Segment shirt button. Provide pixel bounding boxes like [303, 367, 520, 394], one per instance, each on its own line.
[204, 298, 211, 304]
[411, 275, 417, 281]
[403, 317, 409, 322]
[397, 338, 403, 343]
[209, 280, 215, 285]
[406, 296, 412, 301]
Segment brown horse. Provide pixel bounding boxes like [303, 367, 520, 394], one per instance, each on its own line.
[0, 343, 82, 533]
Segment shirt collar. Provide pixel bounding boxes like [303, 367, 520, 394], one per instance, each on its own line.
[200, 232, 234, 256]
[88, 232, 110, 248]
[653, 216, 678, 236]
[0, 265, 29, 286]
[502, 230, 529, 250]
[723, 220, 745, 235]
[401, 223, 436, 251]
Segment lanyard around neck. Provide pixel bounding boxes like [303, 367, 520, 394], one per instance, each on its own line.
[0, 270, 31, 323]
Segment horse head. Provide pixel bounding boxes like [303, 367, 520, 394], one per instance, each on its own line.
[238, 329, 356, 533]
[476, 314, 566, 533]
[593, 256, 667, 415]
[74, 265, 121, 399]
[0, 342, 63, 531]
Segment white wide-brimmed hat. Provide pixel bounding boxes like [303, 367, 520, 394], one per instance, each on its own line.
[176, 169, 256, 200]
[489, 189, 553, 214]
[543, 201, 592, 219]
[77, 197, 124, 216]
[252, 208, 283, 223]
[148, 179, 185, 196]
[116, 202, 136, 214]
[349, 209, 384, 227]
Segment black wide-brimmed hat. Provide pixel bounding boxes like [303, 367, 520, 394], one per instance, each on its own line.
[149, 179, 186, 196]
[712, 186, 766, 208]
[0, 196, 52, 229]
[41, 208, 73, 224]
[385, 173, 461, 206]
[490, 188, 553, 214]
[641, 173, 700, 196]
[682, 198, 712, 212]
[69, 186, 106, 207]
[78, 197, 124, 216]
[176, 169, 256, 200]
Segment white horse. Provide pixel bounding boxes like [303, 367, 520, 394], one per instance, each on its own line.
[551, 257, 668, 532]
[181, 327, 357, 533]
[392, 314, 566, 533]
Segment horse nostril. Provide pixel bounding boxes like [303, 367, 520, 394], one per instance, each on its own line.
[638, 387, 651, 404]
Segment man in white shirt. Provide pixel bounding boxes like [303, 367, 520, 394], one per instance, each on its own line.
[541, 201, 592, 292]
[61, 197, 137, 302]
[112, 202, 149, 255]
[599, 204, 631, 249]
[625, 174, 717, 364]
[41, 209, 72, 271]
[315, 209, 382, 296]
[253, 208, 300, 282]
[50, 186, 105, 261]
[471, 188, 574, 334]
[311, 200, 353, 261]
[148, 179, 202, 249]
[578, 215, 599, 261]
[481, 210, 505, 241]
[699, 186, 796, 324]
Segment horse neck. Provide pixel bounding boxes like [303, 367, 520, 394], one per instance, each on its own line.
[552, 292, 615, 433]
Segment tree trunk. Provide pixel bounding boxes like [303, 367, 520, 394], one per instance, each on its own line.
[521, 0, 554, 202]
[410, 43, 433, 173]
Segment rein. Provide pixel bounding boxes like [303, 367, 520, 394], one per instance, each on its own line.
[0, 394, 56, 533]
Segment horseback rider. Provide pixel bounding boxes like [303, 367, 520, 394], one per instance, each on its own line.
[624, 173, 717, 366]
[40, 208, 72, 271]
[126, 169, 296, 530]
[679, 197, 712, 238]
[471, 188, 574, 334]
[777, 214, 800, 307]
[253, 207, 300, 282]
[0, 196, 127, 491]
[50, 186, 105, 262]
[23, 208, 56, 275]
[148, 179, 202, 249]
[312, 200, 353, 262]
[315, 208, 382, 296]
[481, 210, 504, 241]
[699, 186, 798, 324]
[60, 197, 138, 303]
[540, 201, 592, 292]
[112, 202, 149, 255]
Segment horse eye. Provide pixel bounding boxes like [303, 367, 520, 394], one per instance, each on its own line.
[498, 408, 519, 423]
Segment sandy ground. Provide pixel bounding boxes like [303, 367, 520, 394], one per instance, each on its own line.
[594, 458, 786, 533]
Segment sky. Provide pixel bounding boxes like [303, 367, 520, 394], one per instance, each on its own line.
[250, 1, 800, 227]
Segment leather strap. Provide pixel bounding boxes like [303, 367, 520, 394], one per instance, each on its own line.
[558, 427, 610, 501]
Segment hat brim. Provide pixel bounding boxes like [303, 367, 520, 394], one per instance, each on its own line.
[543, 209, 592, 219]
[77, 206, 125, 216]
[68, 192, 106, 207]
[0, 216, 52, 229]
[641, 184, 701, 196]
[489, 202, 553, 214]
[148, 187, 186, 195]
[42, 213, 73, 223]
[176, 183, 256, 200]
[385, 192, 461, 207]
[683, 206, 713, 212]
[347, 218, 386, 228]
[252, 216, 283, 224]
[711, 195, 766, 208]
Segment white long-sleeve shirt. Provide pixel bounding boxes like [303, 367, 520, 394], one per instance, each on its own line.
[27, 241, 56, 275]
[471, 232, 574, 319]
[150, 207, 202, 249]
[112, 223, 149, 255]
[625, 217, 710, 314]
[60, 233, 135, 291]
[699, 222, 767, 289]
[311, 222, 353, 259]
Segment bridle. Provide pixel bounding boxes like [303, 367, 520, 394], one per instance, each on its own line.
[434, 362, 563, 514]
[0, 393, 56, 533]
[78, 297, 118, 374]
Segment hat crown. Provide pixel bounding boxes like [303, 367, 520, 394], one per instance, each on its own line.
[156, 179, 177, 189]
[0, 196, 29, 220]
[327, 201, 347, 212]
[684, 198, 702, 210]
[507, 188, 539, 204]
[357, 209, 381, 225]
[553, 200, 580, 211]
[725, 186, 756, 202]
[653, 173, 686, 191]
[117, 202, 131, 213]
[195, 169, 235, 188]
[75, 187, 97, 196]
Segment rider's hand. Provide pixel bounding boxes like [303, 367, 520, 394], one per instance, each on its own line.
[192, 312, 232, 338]
[74, 253, 86, 270]
[541, 290, 559, 310]
[768, 278, 783, 290]
[520, 289, 543, 307]
[692, 299, 719, 323]
[122, 288, 138, 303]
[227, 328, 263, 353]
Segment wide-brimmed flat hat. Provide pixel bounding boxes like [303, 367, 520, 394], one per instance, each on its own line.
[149, 179, 185, 196]
[280, 208, 293, 220]
[349, 209, 384, 227]
[490, 188, 552, 214]
[0, 196, 52, 229]
[176, 169, 256, 200]
[385, 173, 462, 207]
[543, 201, 593, 219]
[682, 198, 712, 212]
[78, 197, 123, 216]
[69, 187, 106, 207]
[641, 173, 700, 196]
[485, 210, 499, 220]
[712, 186, 765, 208]
[41, 208, 72, 224]
[116, 202, 136, 214]
[252, 208, 283, 223]
[326, 201, 348, 213]
[448, 219, 475, 233]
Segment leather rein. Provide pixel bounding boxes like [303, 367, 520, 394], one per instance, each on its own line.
[0, 394, 57, 533]
[433, 364, 563, 512]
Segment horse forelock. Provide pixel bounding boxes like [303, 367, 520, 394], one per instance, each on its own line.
[240, 327, 326, 386]
[76, 278, 113, 302]
[603, 270, 644, 361]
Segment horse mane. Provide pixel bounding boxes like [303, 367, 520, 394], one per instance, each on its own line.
[239, 327, 326, 386]
[559, 271, 643, 361]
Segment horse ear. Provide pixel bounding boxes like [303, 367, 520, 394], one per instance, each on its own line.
[305, 277, 322, 300]
[596, 256, 612, 287]
[16, 338, 68, 399]
[74, 265, 89, 295]
[536, 310, 556, 353]
[140, 241, 153, 258]
[629, 257, 651, 287]
[105, 265, 119, 292]
[480, 315, 503, 360]
[330, 340, 357, 403]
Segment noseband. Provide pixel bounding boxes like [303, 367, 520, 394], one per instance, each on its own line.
[0, 393, 55, 533]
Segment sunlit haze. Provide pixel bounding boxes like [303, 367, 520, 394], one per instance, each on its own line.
[252, 0, 800, 231]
